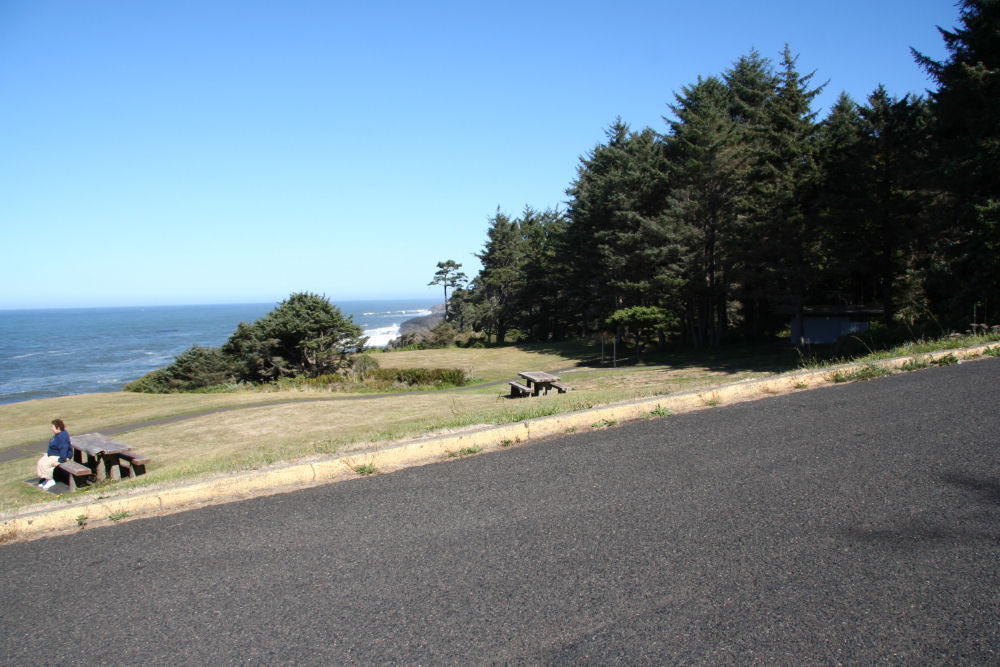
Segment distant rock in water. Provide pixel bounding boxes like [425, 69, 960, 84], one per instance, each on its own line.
[399, 303, 445, 335]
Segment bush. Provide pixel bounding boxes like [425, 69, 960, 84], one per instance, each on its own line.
[350, 353, 380, 379]
[386, 332, 431, 350]
[126, 345, 236, 393]
[124, 368, 174, 394]
[373, 368, 468, 387]
[387, 322, 459, 350]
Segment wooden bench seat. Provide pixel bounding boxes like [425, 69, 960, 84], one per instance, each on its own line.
[509, 381, 532, 398]
[57, 460, 93, 491]
[550, 382, 569, 393]
[118, 450, 152, 478]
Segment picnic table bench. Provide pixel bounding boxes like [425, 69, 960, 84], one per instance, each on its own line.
[54, 433, 153, 490]
[56, 460, 92, 491]
[509, 381, 533, 398]
[511, 371, 569, 397]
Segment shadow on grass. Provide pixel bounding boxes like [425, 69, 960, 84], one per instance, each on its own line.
[508, 337, 803, 375]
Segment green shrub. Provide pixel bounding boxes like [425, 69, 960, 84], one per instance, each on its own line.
[372, 367, 468, 387]
[350, 353, 380, 379]
[124, 368, 174, 393]
[125, 345, 236, 393]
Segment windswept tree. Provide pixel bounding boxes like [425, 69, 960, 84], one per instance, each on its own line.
[222, 292, 366, 381]
[428, 260, 467, 319]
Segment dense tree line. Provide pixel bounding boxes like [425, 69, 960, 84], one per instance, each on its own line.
[448, 1, 999, 348]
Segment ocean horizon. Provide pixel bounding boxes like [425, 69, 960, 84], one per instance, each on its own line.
[0, 298, 438, 405]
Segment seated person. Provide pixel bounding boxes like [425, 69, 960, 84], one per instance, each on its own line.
[36, 419, 72, 491]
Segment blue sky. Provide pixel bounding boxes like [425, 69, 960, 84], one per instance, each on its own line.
[1, 0, 957, 309]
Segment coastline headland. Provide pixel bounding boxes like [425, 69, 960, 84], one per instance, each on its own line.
[396, 304, 445, 338]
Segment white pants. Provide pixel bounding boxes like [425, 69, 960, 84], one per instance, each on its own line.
[36, 455, 60, 481]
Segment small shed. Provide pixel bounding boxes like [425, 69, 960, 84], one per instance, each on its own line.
[790, 305, 883, 347]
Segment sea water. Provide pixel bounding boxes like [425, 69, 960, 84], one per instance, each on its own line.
[0, 299, 436, 405]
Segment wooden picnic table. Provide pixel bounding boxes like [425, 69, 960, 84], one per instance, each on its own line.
[517, 371, 562, 396]
[72, 433, 134, 482]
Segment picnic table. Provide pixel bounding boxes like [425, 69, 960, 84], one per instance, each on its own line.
[72, 433, 136, 482]
[517, 371, 567, 396]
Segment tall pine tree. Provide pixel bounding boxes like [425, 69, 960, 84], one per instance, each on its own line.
[915, 0, 1000, 324]
[665, 76, 742, 347]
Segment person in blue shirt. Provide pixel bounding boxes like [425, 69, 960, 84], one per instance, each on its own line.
[36, 419, 72, 491]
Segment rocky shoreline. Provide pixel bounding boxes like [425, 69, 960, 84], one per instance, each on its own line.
[397, 303, 445, 336]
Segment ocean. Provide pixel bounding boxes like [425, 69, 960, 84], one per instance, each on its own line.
[0, 299, 437, 405]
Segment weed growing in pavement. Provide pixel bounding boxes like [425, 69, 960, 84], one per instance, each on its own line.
[647, 405, 672, 418]
[832, 363, 893, 383]
[448, 446, 483, 458]
[933, 353, 959, 366]
[591, 418, 618, 429]
[985, 346, 1000, 357]
[900, 358, 931, 372]
[76, 514, 88, 529]
[700, 393, 720, 406]
[354, 463, 377, 476]
[108, 510, 130, 522]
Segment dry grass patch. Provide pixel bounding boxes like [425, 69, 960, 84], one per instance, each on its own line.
[372, 342, 599, 383]
[0, 391, 333, 452]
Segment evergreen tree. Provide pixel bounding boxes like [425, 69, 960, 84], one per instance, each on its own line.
[856, 87, 933, 324]
[513, 206, 571, 340]
[428, 260, 467, 319]
[665, 76, 742, 347]
[722, 50, 782, 335]
[760, 47, 824, 317]
[475, 209, 525, 343]
[222, 292, 366, 381]
[564, 120, 681, 338]
[915, 0, 1000, 324]
[562, 119, 634, 334]
[814, 92, 869, 300]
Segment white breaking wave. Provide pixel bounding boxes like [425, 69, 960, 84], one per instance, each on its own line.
[363, 309, 432, 317]
[364, 325, 400, 347]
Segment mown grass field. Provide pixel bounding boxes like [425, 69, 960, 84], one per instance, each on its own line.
[2, 335, 996, 513]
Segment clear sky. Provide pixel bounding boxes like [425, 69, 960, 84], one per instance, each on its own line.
[1, 0, 958, 309]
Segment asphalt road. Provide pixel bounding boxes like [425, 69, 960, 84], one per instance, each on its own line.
[2, 359, 998, 665]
